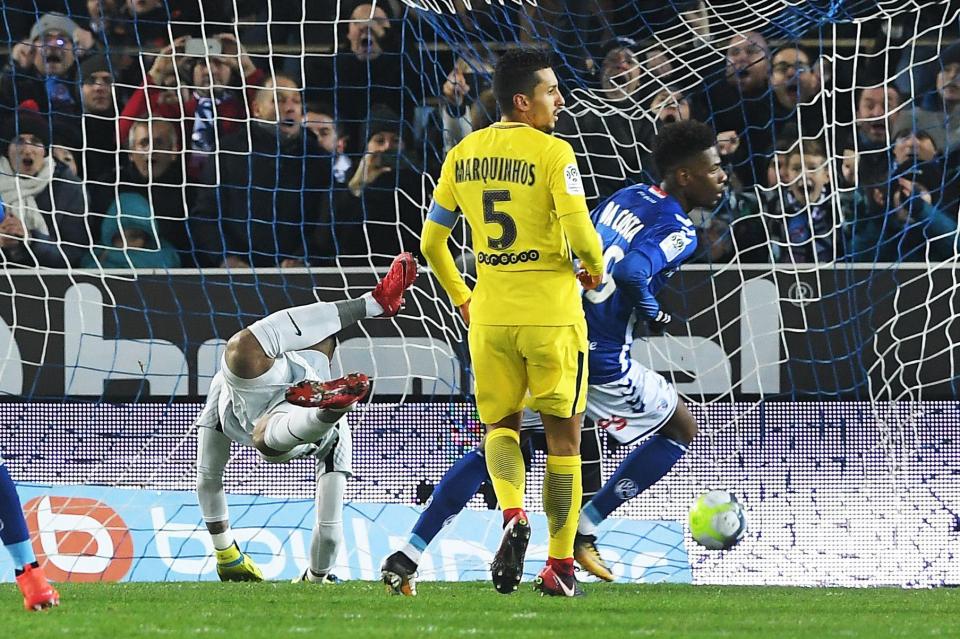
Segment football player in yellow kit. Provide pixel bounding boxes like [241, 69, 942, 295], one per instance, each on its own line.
[421, 48, 603, 597]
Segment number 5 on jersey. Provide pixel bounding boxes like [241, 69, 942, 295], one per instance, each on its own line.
[483, 189, 516, 250]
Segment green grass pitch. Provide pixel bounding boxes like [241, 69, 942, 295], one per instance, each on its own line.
[0, 581, 956, 638]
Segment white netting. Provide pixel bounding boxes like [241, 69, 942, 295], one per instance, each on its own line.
[0, 1, 957, 586]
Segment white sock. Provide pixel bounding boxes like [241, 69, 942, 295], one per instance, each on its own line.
[211, 531, 234, 551]
[305, 568, 326, 582]
[577, 506, 601, 536]
[311, 522, 341, 578]
[363, 292, 384, 317]
[400, 543, 422, 565]
[248, 301, 343, 359]
[312, 472, 346, 578]
[263, 408, 339, 452]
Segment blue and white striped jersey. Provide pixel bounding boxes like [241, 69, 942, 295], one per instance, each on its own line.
[583, 183, 698, 384]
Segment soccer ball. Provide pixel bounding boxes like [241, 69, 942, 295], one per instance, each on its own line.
[688, 490, 747, 550]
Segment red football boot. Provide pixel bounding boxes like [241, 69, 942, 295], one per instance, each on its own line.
[534, 561, 584, 598]
[285, 373, 370, 409]
[372, 252, 418, 317]
[16, 564, 59, 611]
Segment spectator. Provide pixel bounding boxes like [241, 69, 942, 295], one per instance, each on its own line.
[0, 104, 89, 268]
[769, 139, 851, 263]
[82, 192, 181, 269]
[894, 43, 960, 155]
[190, 75, 331, 268]
[556, 38, 648, 208]
[888, 127, 960, 211]
[237, 2, 337, 79]
[893, 128, 938, 166]
[305, 102, 352, 185]
[638, 45, 677, 85]
[596, 37, 643, 102]
[764, 130, 801, 189]
[74, 0, 223, 52]
[301, 1, 419, 150]
[848, 155, 958, 262]
[692, 31, 773, 186]
[438, 57, 495, 153]
[76, 53, 119, 182]
[2, 13, 82, 115]
[119, 33, 265, 180]
[321, 105, 421, 263]
[768, 45, 825, 146]
[88, 119, 193, 266]
[470, 89, 499, 132]
[770, 47, 820, 115]
[842, 83, 904, 153]
[74, 0, 217, 87]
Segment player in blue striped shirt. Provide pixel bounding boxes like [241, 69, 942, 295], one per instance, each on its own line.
[574, 120, 728, 580]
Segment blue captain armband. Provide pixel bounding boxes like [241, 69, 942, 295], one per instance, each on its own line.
[427, 201, 458, 228]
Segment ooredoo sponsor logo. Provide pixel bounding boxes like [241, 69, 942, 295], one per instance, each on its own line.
[23, 496, 133, 582]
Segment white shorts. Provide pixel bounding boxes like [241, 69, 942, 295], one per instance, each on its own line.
[257, 407, 353, 478]
[585, 360, 678, 445]
[196, 350, 331, 448]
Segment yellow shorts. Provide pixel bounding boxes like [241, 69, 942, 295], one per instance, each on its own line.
[468, 321, 588, 424]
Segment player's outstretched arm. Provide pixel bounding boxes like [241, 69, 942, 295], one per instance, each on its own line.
[421, 202, 472, 312]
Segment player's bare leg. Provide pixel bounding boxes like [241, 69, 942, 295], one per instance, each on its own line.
[535, 412, 585, 597]
[486, 411, 530, 594]
[659, 400, 699, 445]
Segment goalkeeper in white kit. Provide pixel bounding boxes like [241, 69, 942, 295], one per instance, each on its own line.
[195, 253, 417, 582]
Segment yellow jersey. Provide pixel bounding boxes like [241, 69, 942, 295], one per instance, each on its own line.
[431, 123, 602, 326]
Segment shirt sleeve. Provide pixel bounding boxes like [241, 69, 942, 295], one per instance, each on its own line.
[614, 222, 697, 318]
[420, 219, 472, 307]
[547, 138, 589, 218]
[557, 212, 604, 276]
[546, 139, 603, 274]
[432, 147, 459, 212]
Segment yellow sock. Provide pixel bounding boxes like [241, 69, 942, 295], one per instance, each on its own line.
[484, 428, 525, 511]
[544, 454, 583, 559]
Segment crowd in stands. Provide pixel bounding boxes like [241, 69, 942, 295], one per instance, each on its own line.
[0, 1, 956, 270]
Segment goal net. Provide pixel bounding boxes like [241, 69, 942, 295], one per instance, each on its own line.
[0, 0, 958, 587]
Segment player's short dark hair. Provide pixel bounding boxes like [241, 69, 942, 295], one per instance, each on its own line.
[493, 48, 553, 116]
[652, 120, 717, 176]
